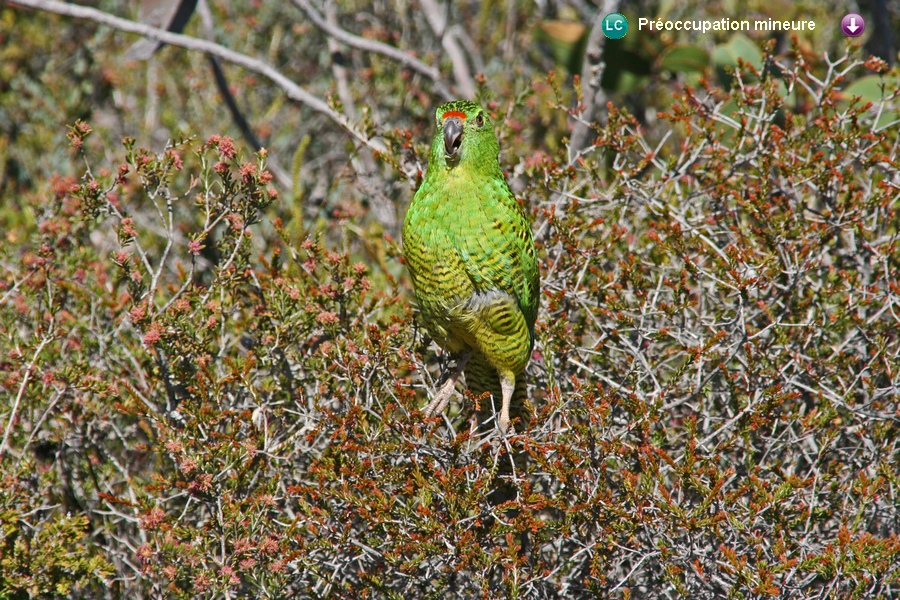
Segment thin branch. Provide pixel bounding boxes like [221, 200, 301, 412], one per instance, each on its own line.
[1, 331, 54, 457]
[419, 0, 476, 98]
[568, 1, 616, 160]
[196, 0, 292, 188]
[8, 0, 386, 154]
[323, 0, 357, 118]
[124, 0, 198, 59]
[291, 0, 452, 100]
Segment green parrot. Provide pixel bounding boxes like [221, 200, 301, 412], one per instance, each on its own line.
[402, 100, 540, 434]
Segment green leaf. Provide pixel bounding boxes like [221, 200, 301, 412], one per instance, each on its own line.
[659, 45, 710, 73]
[714, 33, 763, 70]
[843, 75, 897, 102]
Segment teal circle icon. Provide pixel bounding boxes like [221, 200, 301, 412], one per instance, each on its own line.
[602, 13, 628, 39]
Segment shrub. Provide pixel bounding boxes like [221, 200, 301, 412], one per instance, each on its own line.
[1, 18, 899, 600]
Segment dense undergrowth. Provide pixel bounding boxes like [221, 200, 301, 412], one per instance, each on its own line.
[2, 2, 900, 598]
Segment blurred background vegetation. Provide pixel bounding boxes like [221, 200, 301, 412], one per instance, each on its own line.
[3, 0, 895, 243]
[1, 0, 899, 598]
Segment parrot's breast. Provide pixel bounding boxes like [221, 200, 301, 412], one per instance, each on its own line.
[402, 163, 538, 372]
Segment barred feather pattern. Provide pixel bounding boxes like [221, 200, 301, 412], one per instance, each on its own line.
[403, 100, 539, 432]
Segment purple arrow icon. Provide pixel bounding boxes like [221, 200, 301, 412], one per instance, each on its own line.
[841, 13, 865, 37]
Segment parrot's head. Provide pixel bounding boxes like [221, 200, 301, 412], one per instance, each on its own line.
[430, 100, 500, 172]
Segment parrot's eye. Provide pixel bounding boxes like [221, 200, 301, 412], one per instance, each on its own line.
[475, 113, 484, 127]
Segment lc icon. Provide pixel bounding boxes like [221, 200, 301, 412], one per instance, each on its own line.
[602, 13, 629, 39]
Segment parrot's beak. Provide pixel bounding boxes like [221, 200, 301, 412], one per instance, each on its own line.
[443, 117, 463, 159]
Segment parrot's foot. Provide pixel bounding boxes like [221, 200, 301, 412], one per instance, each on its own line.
[422, 376, 457, 418]
[422, 353, 470, 420]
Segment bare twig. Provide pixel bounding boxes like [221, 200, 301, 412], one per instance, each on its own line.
[195, 0, 292, 188]
[568, 1, 617, 160]
[1, 330, 54, 457]
[291, 0, 452, 100]
[125, 0, 198, 60]
[8, 0, 386, 155]
[418, 0, 476, 98]
[322, 0, 375, 173]
[323, 0, 356, 118]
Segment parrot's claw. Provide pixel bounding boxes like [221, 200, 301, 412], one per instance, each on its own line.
[422, 376, 457, 418]
[422, 353, 470, 421]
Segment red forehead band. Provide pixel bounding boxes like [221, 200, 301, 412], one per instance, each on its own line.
[442, 111, 467, 120]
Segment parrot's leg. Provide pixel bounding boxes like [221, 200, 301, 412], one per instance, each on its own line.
[497, 373, 515, 435]
[422, 352, 470, 419]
